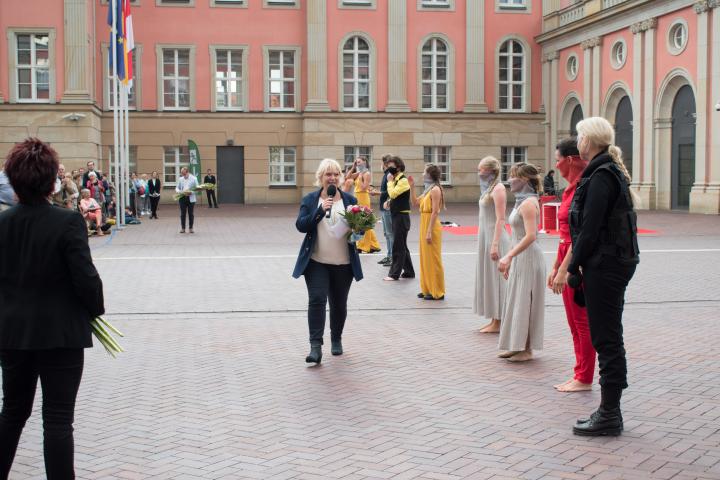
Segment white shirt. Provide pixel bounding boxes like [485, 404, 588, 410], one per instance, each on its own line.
[175, 174, 198, 203]
[311, 197, 350, 265]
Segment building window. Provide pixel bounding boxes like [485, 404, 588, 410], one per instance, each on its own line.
[497, 0, 526, 8]
[342, 36, 371, 111]
[423, 147, 451, 184]
[264, 0, 298, 7]
[108, 146, 138, 179]
[269, 147, 296, 185]
[15, 33, 50, 102]
[566, 54, 578, 81]
[107, 50, 137, 109]
[339, 0, 374, 7]
[500, 146, 527, 181]
[214, 49, 244, 110]
[421, 38, 449, 111]
[211, 0, 247, 7]
[163, 146, 190, 186]
[498, 39, 526, 112]
[419, 0, 452, 9]
[157, 0, 194, 5]
[162, 48, 190, 110]
[610, 40, 627, 70]
[267, 49, 297, 111]
[667, 20, 688, 56]
[343, 146, 372, 171]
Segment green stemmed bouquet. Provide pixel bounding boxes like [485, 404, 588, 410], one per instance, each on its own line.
[173, 183, 216, 201]
[91, 316, 125, 357]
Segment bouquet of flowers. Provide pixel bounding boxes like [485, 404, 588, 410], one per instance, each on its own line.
[91, 316, 125, 357]
[173, 183, 216, 201]
[340, 204, 377, 243]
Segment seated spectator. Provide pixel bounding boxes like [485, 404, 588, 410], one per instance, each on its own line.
[79, 189, 104, 236]
[62, 173, 79, 210]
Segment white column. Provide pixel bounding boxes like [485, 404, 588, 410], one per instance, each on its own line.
[62, 0, 92, 103]
[642, 18, 657, 193]
[592, 40, 602, 116]
[386, 0, 411, 112]
[582, 41, 592, 116]
[630, 22, 643, 188]
[549, 51, 560, 152]
[305, 0, 330, 112]
[542, 54, 552, 161]
[709, 1, 720, 189]
[464, 0, 489, 112]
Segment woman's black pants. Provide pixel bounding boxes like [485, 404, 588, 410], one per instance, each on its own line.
[179, 197, 194, 229]
[304, 260, 354, 344]
[150, 196, 160, 217]
[0, 348, 84, 480]
[582, 258, 636, 390]
[388, 212, 414, 279]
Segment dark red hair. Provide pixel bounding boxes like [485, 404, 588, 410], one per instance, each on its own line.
[4, 138, 59, 204]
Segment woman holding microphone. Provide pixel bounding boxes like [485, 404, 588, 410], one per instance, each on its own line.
[292, 159, 363, 365]
[569, 117, 639, 436]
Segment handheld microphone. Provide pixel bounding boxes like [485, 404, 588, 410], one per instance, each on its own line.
[325, 184, 337, 218]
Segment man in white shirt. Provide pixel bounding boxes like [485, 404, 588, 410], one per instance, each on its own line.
[175, 167, 198, 233]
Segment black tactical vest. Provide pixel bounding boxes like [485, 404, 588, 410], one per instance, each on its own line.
[569, 160, 640, 266]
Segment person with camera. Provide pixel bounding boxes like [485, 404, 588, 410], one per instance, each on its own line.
[569, 117, 639, 436]
[292, 159, 363, 365]
[0, 138, 105, 479]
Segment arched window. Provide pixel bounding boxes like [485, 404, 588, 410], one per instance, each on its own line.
[498, 39, 525, 111]
[342, 36, 370, 110]
[421, 37, 448, 110]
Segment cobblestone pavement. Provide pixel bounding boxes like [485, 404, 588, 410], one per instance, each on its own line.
[7, 204, 720, 480]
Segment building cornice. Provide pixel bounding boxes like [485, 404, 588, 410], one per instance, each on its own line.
[537, 0, 694, 48]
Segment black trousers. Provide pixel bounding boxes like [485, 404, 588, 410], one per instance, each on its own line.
[179, 197, 194, 229]
[0, 348, 84, 480]
[129, 192, 137, 217]
[388, 212, 414, 279]
[583, 258, 636, 389]
[303, 260, 354, 344]
[206, 189, 218, 207]
[150, 196, 160, 217]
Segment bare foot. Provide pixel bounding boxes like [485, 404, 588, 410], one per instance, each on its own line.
[507, 350, 533, 362]
[497, 350, 520, 358]
[383, 276, 398, 282]
[553, 378, 574, 390]
[557, 380, 592, 392]
[479, 319, 501, 333]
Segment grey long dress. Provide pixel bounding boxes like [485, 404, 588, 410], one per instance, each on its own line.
[498, 199, 545, 351]
[473, 197, 511, 320]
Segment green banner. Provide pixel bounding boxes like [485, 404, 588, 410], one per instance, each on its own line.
[188, 140, 201, 179]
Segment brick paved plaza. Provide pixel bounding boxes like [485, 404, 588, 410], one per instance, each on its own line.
[6, 205, 720, 480]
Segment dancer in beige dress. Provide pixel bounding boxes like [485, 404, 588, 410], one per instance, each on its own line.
[474, 156, 511, 333]
[497, 163, 545, 362]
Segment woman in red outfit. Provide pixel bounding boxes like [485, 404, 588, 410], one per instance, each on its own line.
[548, 138, 596, 392]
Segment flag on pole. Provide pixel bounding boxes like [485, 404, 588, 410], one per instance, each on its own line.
[188, 140, 202, 179]
[107, 0, 125, 81]
[122, 0, 134, 88]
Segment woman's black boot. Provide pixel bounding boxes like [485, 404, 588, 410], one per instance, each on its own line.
[305, 343, 322, 364]
[573, 386, 623, 436]
[331, 339, 343, 356]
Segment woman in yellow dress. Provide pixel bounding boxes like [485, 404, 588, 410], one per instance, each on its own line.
[412, 164, 445, 300]
[353, 157, 382, 253]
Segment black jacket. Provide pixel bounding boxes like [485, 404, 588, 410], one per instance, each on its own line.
[148, 178, 162, 195]
[204, 175, 216, 185]
[0, 203, 105, 349]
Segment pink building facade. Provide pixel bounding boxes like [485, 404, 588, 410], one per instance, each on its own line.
[540, 0, 720, 213]
[0, 0, 717, 212]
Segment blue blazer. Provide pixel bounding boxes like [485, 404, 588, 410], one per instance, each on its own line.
[292, 189, 363, 281]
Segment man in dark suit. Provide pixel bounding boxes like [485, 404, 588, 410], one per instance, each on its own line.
[203, 168, 218, 208]
[0, 138, 104, 479]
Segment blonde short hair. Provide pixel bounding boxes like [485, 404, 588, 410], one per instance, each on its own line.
[314, 158, 342, 187]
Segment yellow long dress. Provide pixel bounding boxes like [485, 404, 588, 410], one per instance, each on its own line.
[419, 190, 445, 299]
[354, 175, 381, 253]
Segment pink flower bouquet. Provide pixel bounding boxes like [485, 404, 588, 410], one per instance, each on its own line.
[341, 204, 377, 243]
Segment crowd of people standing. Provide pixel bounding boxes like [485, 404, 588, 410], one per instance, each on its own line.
[294, 116, 639, 438]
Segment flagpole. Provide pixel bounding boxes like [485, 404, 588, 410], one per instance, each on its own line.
[123, 82, 130, 223]
[111, 0, 123, 230]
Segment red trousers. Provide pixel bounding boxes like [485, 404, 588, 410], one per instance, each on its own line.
[558, 242, 596, 384]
